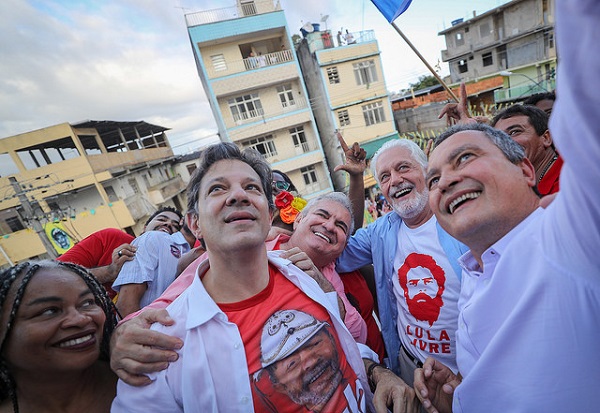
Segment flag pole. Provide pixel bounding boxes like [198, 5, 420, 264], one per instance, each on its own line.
[391, 21, 459, 102]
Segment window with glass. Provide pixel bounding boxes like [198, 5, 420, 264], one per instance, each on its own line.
[338, 110, 350, 126]
[277, 84, 296, 108]
[482, 52, 493, 67]
[353, 60, 378, 86]
[458, 59, 468, 73]
[327, 67, 339, 84]
[362, 101, 385, 126]
[242, 135, 277, 158]
[228, 93, 264, 122]
[301, 165, 318, 185]
[290, 126, 309, 152]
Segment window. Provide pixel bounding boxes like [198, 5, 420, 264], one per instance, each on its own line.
[186, 164, 197, 175]
[455, 32, 465, 46]
[242, 135, 277, 158]
[327, 67, 339, 84]
[228, 93, 264, 122]
[277, 84, 295, 108]
[482, 52, 493, 67]
[353, 60, 378, 86]
[105, 186, 118, 202]
[458, 59, 468, 73]
[0, 153, 20, 176]
[210, 54, 227, 72]
[301, 166, 318, 185]
[290, 126, 309, 152]
[362, 101, 385, 126]
[6, 216, 24, 232]
[338, 110, 350, 126]
[16, 138, 80, 170]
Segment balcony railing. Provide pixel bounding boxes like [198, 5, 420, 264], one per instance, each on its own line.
[185, 0, 281, 27]
[230, 96, 308, 126]
[206, 49, 294, 78]
[494, 79, 556, 102]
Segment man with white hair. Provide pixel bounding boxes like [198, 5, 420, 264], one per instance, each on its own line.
[336, 138, 468, 400]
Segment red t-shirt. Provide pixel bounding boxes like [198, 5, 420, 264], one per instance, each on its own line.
[221, 265, 366, 412]
[538, 155, 563, 196]
[57, 228, 134, 298]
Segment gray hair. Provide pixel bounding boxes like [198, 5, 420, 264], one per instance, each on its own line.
[371, 139, 428, 185]
[435, 123, 526, 164]
[298, 192, 355, 236]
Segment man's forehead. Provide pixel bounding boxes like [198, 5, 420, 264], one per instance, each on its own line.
[495, 115, 531, 129]
[312, 201, 350, 221]
[379, 145, 414, 164]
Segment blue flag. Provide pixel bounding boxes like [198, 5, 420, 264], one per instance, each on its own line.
[370, 0, 413, 22]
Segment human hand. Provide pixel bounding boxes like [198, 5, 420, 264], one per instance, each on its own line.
[369, 363, 419, 413]
[110, 308, 183, 386]
[108, 243, 136, 279]
[280, 247, 332, 290]
[413, 357, 460, 413]
[438, 83, 476, 126]
[266, 225, 293, 241]
[334, 131, 367, 176]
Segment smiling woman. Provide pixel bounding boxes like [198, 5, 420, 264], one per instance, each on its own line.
[0, 260, 119, 413]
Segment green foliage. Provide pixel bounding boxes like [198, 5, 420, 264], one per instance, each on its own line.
[408, 75, 440, 91]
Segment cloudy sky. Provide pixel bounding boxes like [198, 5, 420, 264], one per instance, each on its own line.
[1, 0, 505, 154]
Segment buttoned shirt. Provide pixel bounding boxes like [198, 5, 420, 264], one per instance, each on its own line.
[452, 4, 600, 411]
[112, 231, 190, 308]
[112, 251, 377, 412]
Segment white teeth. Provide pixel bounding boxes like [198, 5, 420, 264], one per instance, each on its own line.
[58, 334, 93, 348]
[393, 188, 411, 198]
[314, 232, 331, 243]
[449, 192, 480, 214]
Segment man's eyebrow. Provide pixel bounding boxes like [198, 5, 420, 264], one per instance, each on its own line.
[426, 143, 480, 181]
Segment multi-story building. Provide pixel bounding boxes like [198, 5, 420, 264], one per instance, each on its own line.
[0, 120, 185, 267]
[439, 0, 556, 103]
[184, 0, 334, 198]
[296, 28, 398, 191]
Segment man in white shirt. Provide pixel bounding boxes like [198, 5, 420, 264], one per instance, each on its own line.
[414, 4, 600, 411]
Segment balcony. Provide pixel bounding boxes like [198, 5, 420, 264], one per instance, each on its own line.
[185, 0, 281, 27]
[494, 79, 556, 103]
[206, 49, 294, 79]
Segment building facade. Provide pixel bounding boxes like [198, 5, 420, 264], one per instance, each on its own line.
[185, 0, 334, 198]
[0, 121, 185, 267]
[296, 28, 398, 191]
[439, 0, 556, 103]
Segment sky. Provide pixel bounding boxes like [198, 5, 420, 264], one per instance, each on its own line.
[0, 0, 507, 155]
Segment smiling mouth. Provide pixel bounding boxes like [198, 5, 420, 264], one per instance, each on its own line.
[448, 192, 481, 214]
[57, 334, 94, 348]
[314, 231, 332, 243]
[393, 187, 412, 199]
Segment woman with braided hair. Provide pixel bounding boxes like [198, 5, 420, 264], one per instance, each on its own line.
[0, 260, 118, 413]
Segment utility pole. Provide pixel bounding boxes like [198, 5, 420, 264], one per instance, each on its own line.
[9, 177, 58, 259]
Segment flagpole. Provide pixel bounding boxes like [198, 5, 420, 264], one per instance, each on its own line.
[391, 21, 459, 102]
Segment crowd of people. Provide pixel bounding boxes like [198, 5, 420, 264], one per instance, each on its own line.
[0, 3, 598, 412]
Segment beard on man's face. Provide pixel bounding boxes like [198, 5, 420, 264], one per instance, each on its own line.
[406, 292, 443, 327]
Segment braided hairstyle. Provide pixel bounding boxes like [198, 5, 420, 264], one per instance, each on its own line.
[0, 260, 118, 413]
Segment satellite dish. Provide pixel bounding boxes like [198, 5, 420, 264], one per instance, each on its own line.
[302, 21, 315, 33]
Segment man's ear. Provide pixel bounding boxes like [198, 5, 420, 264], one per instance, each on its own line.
[541, 129, 553, 148]
[292, 212, 304, 231]
[186, 212, 202, 240]
[520, 157, 537, 188]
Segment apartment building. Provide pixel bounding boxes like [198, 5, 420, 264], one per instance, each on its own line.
[439, 0, 556, 103]
[0, 120, 185, 267]
[185, 0, 334, 198]
[296, 28, 398, 191]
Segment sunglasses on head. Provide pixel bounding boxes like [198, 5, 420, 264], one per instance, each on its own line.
[273, 181, 291, 191]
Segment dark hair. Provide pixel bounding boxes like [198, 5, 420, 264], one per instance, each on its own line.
[491, 104, 549, 137]
[435, 123, 526, 165]
[522, 91, 555, 106]
[144, 206, 183, 228]
[186, 142, 274, 215]
[272, 169, 298, 194]
[0, 260, 118, 412]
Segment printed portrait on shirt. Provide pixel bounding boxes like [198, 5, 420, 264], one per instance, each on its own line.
[251, 309, 365, 413]
[398, 253, 446, 327]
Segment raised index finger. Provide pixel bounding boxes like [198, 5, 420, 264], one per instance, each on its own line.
[336, 130, 350, 152]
